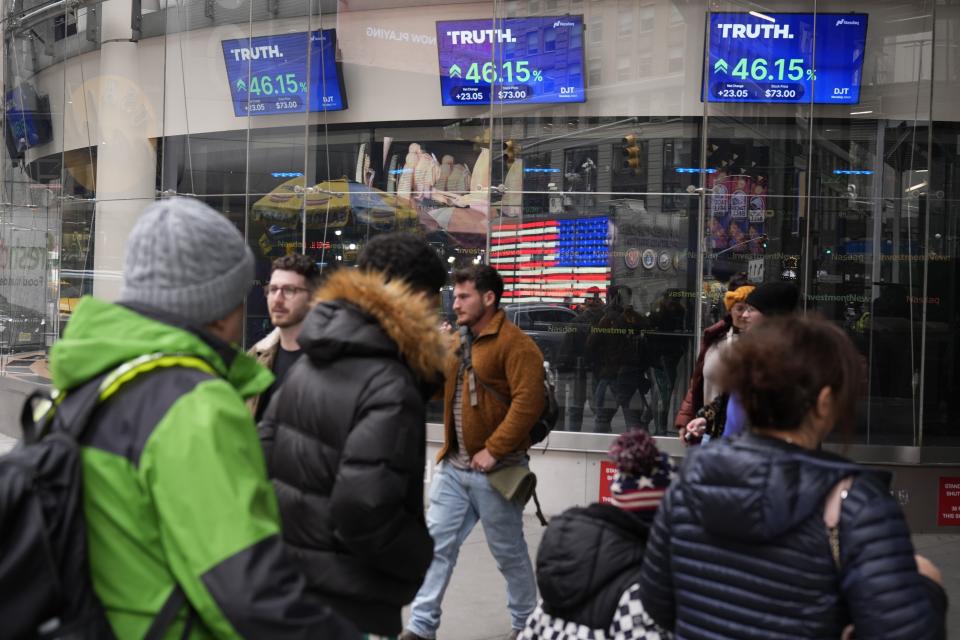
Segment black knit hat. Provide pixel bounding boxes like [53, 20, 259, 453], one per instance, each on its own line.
[745, 282, 799, 316]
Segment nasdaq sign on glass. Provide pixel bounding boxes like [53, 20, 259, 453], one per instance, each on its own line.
[706, 13, 868, 104]
[222, 29, 345, 116]
[436, 16, 586, 106]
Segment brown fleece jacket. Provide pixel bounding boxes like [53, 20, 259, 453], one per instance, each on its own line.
[437, 310, 546, 462]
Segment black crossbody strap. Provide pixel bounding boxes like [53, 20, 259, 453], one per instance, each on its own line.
[532, 489, 548, 526]
[143, 584, 196, 640]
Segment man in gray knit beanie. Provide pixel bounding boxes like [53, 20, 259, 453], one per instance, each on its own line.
[46, 196, 357, 637]
[118, 197, 254, 340]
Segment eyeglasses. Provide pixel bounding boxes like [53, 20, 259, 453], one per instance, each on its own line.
[264, 285, 309, 298]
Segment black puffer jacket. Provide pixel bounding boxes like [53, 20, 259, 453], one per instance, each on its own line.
[640, 433, 947, 640]
[536, 503, 654, 628]
[259, 269, 449, 636]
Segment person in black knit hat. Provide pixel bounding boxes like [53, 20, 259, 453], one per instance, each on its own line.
[726, 281, 801, 436]
[741, 281, 800, 329]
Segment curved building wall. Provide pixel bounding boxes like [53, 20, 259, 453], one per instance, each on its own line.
[22, 0, 960, 159]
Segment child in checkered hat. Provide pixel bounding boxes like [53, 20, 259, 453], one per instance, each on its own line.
[520, 430, 675, 640]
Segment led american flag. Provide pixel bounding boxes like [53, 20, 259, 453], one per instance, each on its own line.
[490, 217, 611, 303]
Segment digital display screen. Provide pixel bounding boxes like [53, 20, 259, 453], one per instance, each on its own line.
[705, 13, 868, 104]
[221, 29, 346, 116]
[5, 84, 52, 156]
[436, 16, 585, 106]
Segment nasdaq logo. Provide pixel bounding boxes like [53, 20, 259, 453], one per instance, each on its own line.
[445, 28, 516, 44]
[228, 45, 284, 61]
[553, 20, 576, 28]
[835, 18, 861, 27]
[715, 23, 794, 39]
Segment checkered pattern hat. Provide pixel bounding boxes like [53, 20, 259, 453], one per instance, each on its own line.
[608, 431, 676, 512]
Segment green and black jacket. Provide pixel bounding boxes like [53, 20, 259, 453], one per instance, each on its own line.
[50, 297, 357, 639]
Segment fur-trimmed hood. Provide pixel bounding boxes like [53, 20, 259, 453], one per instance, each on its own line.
[298, 268, 448, 383]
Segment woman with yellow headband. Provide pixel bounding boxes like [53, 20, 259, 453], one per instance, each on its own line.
[675, 278, 754, 444]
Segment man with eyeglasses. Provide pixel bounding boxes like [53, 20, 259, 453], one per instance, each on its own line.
[248, 254, 322, 420]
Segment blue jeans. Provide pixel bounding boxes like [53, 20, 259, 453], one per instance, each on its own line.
[406, 462, 537, 637]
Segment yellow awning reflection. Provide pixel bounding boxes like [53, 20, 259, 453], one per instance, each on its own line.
[252, 177, 416, 230]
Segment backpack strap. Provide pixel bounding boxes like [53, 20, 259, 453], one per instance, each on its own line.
[823, 476, 855, 569]
[144, 585, 195, 640]
[21, 389, 62, 445]
[531, 489, 548, 527]
[50, 353, 217, 442]
[459, 328, 510, 408]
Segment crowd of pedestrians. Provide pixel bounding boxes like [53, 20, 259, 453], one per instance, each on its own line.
[0, 196, 948, 639]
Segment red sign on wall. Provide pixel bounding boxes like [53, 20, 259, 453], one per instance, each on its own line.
[938, 477, 960, 526]
[598, 460, 617, 504]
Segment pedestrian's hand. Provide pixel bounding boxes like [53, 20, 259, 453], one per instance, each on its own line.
[916, 554, 943, 586]
[471, 448, 498, 473]
[681, 418, 706, 446]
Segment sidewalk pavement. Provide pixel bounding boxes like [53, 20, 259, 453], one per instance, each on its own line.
[402, 515, 546, 639]
[407, 515, 960, 640]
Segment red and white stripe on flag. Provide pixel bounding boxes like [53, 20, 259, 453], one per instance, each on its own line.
[490, 219, 611, 303]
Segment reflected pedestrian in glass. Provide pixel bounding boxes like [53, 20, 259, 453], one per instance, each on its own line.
[589, 285, 651, 433]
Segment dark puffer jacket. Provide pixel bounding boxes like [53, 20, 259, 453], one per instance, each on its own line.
[640, 433, 947, 640]
[536, 503, 654, 628]
[259, 269, 449, 636]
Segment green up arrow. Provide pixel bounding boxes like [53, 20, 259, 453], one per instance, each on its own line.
[235, 78, 247, 92]
[449, 64, 462, 78]
[714, 59, 728, 74]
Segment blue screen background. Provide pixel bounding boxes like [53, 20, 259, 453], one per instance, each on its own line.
[436, 16, 585, 106]
[706, 13, 868, 104]
[221, 29, 345, 116]
[5, 87, 42, 151]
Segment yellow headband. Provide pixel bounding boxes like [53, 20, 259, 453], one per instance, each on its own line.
[724, 285, 755, 312]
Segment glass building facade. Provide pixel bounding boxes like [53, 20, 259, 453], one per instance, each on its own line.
[1, 0, 958, 467]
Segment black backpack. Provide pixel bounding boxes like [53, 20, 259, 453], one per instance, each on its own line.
[0, 354, 204, 639]
[529, 360, 560, 445]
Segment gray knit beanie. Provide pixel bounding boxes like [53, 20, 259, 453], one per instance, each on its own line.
[118, 197, 254, 326]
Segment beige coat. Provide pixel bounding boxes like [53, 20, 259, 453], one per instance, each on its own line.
[246, 328, 280, 416]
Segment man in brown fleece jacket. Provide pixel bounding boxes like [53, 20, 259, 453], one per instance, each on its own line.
[403, 264, 544, 640]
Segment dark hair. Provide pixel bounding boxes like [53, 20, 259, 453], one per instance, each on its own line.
[271, 253, 321, 290]
[721, 315, 863, 434]
[454, 264, 504, 308]
[357, 232, 446, 294]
